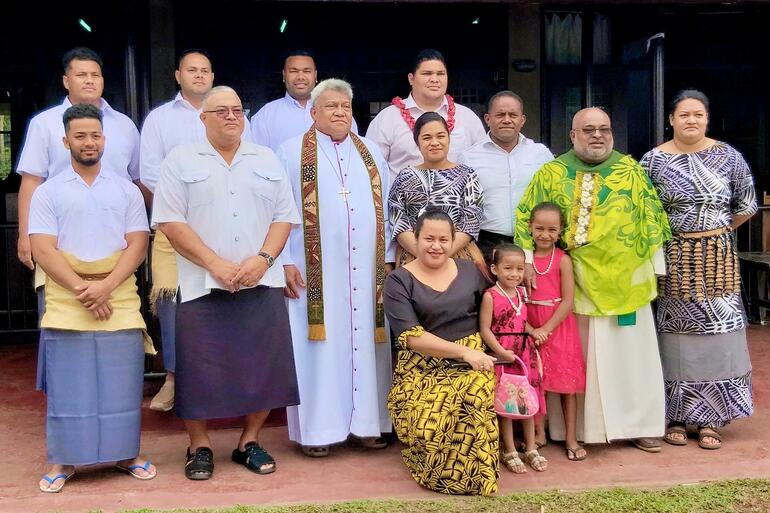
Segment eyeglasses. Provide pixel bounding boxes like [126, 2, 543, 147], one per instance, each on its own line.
[578, 127, 612, 136]
[203, 107, 244, 119]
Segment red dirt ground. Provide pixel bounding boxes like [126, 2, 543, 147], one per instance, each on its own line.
[1, 326, 768, 513]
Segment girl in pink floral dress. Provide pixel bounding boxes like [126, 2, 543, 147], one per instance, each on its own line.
[527, 202, 587, 461]
[480, 244, 547, 474]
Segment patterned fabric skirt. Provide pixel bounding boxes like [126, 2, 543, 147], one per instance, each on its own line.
[388, 328, 499, 496]
[660, 331, 753, 428]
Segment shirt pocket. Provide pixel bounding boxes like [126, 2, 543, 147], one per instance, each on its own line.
[250, 166, 282, 205]
[180, 168, 214, 207]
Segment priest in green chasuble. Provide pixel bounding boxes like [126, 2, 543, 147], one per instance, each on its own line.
[277, 79, 395, 457]
[515, 107, 672, 451]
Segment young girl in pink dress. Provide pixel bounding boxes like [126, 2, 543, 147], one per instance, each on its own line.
[480, 244, 547, 474]
[527, 202, 587, 461]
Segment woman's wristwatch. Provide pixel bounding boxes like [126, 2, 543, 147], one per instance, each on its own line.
[258, 251, 275, 267]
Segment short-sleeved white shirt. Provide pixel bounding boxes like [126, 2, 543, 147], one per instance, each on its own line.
[152, 140, 301, 301]
[139, 92, 253, 193]
[250, 92, 358, 152]
[365, 93, 486, 183]
[459, 133, 554, 236]
[28, 166, 149, 262]
[16, 97, 140, 181]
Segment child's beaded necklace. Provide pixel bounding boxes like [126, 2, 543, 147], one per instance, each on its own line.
[495, 282, 522, 317]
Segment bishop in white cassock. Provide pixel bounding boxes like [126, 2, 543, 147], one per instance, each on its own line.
[277, 79, 395, 456]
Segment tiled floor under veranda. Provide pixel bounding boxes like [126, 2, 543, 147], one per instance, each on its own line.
[1, 326, 768, 513]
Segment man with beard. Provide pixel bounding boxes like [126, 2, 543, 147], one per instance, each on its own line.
[514, 107, 671, 453]
[30, 104, 154, 492]
[250, 50, 357, 152]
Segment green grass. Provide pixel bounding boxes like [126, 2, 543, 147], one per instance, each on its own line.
[100, 479, 770, 513]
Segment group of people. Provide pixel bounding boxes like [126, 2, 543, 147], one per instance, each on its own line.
[18, 45, 756, 497]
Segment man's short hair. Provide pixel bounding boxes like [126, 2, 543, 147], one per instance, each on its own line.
[284, 50, 315, 67]
[62, 103, 103, 131]
[310, 78, 353, 105]
[62, 47, 103, 74]
[177, 48, 212, 70]
[487, 90, 524, 113]
[201, 85, 239, 109]
[412, 49, 446, 74]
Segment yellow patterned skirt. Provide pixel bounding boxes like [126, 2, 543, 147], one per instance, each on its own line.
[387, 327, 499, 495]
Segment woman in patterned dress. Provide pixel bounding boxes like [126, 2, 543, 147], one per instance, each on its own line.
[384, 209, 498, 495]
[641, 89, 757, 450]
[388, 112, 486, 268]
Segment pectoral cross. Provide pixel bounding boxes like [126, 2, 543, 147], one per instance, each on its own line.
[339, 186, 350, 201]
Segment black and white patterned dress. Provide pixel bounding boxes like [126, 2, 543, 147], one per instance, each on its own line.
[388, 164, 484, 241]
[641, 142, 757, 428]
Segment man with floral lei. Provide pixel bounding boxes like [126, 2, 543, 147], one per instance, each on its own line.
[514, 107, 672, 454]
[366, 49, 485, 183]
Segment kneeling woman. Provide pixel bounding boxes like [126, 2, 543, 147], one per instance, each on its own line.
[384, 209, 498, 495]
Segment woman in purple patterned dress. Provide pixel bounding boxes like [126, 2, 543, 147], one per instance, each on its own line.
[640, 90, 757, 450]
[388, 112, 485, 268]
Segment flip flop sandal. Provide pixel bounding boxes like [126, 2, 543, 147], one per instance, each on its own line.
[501, 451, 527, 474]
[524, 449, 548, 472]
[698, 428, 722, 450]
[566, 446, 587, 461]
[233, 443, 276, 474]
[39, 472, 74, 493]
[116, 460, 157, 480]
[664, 424, 688, 446]
[301, 445, 330, 458]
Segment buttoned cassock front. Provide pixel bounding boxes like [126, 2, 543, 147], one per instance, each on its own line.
[458, 133, 553, 237]
[17, 97, 140, 181]
[277, 130, 395, 446]
[139, 92, 253, 193]
[250, 92, 358, 152]
[151, 140, 301, 302]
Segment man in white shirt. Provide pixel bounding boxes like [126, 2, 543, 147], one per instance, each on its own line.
[250, 51, 357, 152]
[30, 104, 154, 492]
[365, 49, 486, 183]
[278, 79, 394, 457]
[17, 47, 142, 273]
[140, 49, 250, 412]
[458, 91, 553, 261]
[153, 86, 300, 481]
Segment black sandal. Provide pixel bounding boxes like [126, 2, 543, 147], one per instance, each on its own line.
[232, 442, 276, 474]
[185, 447, 214, 480]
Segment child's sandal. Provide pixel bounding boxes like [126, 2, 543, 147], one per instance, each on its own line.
[524, 449, 548, 472]
[501, 451, 527, 474]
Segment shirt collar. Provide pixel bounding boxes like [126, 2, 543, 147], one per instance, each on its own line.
[61, 165, 111, 186]
[404, 93, 449, 114]
[173, 91, 200, 112]
[315, 129, 350, 146]
[199, 138, 257, 160]
[283, 91, 311, 110]
[482, 132, 533, 152]
[62, 96, 110, 113]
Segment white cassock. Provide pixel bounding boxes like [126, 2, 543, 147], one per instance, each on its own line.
[277, 129, 395, 446]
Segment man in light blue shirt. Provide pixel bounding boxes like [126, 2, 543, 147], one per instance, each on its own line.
[250, 51, 357, 152]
